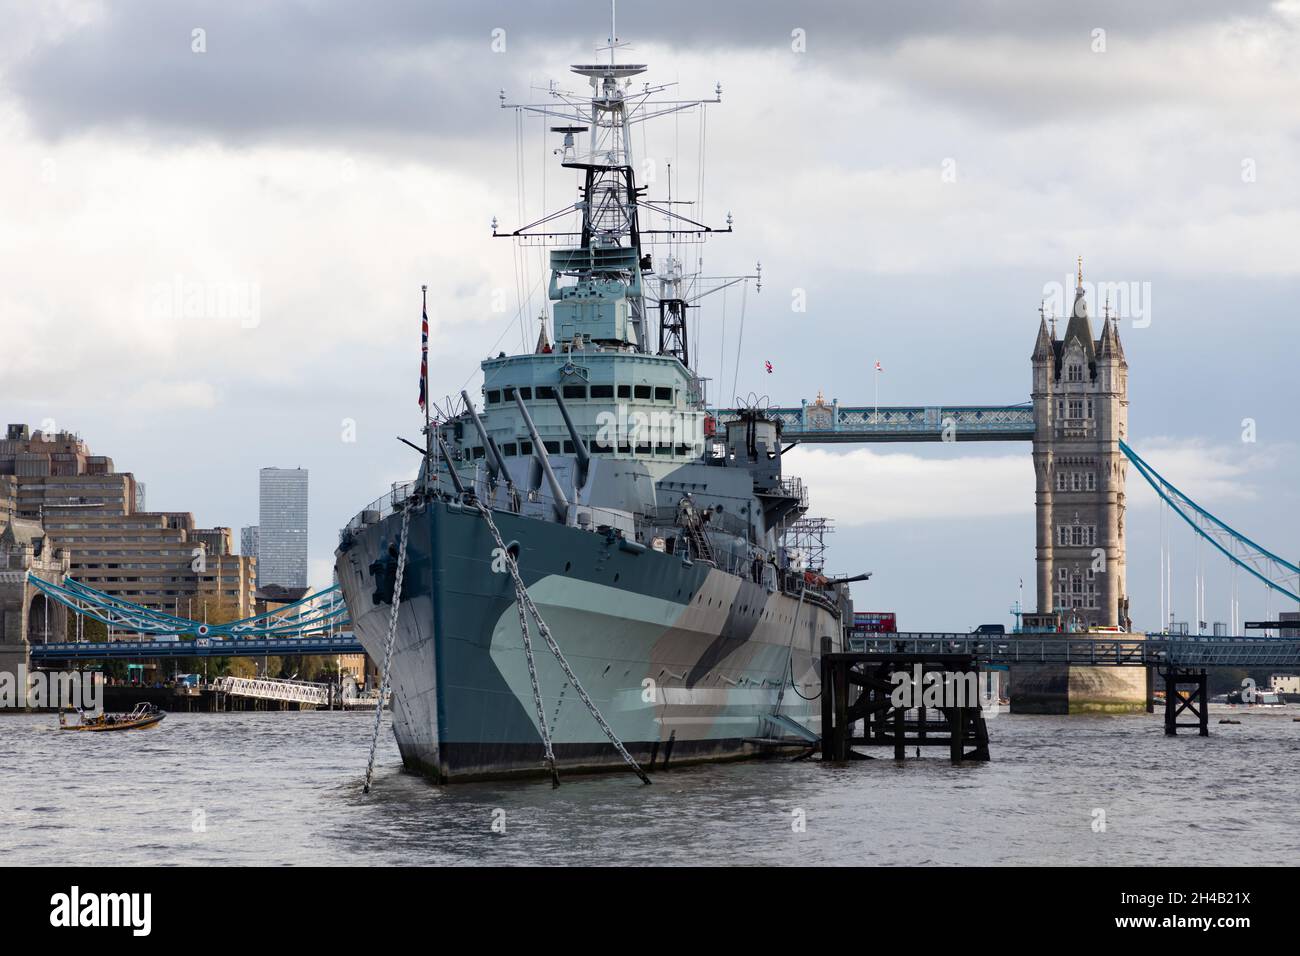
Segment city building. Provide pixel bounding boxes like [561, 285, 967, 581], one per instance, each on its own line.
[240, 524, 259, 559]
[1, 423, 257, 620]
[257, 467, 308, 589]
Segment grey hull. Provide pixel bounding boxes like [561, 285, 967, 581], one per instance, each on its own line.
[336, 498, 840, 782]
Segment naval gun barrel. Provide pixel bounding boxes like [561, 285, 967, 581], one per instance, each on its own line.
[825, 572, 872, 585]
[513, 392, 571, 520]
[434, 435, 467, 496]
[460, 389, 508, 480]
[551, 390, 590, 482]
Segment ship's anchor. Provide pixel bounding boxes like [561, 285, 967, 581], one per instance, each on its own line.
[473, 499, 651, 786]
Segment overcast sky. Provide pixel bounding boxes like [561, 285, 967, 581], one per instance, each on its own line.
[3, 0, 1298, 631]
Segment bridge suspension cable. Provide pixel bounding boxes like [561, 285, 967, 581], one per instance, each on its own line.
[26, 574, 350, 639]
[1120, 440, 1300, 604]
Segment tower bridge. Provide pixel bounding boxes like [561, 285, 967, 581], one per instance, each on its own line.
[717, 265, 1136, 634]
[712, 264, 1299, 718]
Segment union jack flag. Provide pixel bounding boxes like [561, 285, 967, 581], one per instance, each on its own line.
[418, 294, 428, 410]
[764, 360, 773, 374]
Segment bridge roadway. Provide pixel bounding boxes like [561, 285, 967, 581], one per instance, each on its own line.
[854, 633, 1300, 668]
[713, 404, 1036, 442]
[30, 633, 363, 662]
[29, 632, 1300, 668]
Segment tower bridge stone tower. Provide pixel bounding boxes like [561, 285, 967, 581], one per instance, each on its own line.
[1013, 262, 1145, 713]
[1030, 262, 1130, 631]
[0, 517, 70, 678]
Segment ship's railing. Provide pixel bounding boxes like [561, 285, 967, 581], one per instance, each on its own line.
[341, 481, 417, 539]
[340, 481, 805, 589]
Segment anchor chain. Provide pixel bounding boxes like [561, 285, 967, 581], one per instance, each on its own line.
[513, 578, 560, 786]
[362, 500, 413, 794]
[473, 500, 650, 785]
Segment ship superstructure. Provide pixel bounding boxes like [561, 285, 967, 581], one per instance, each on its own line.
[335, 19, 853, 783]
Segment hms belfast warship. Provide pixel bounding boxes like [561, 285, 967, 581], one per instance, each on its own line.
[335, 23, 855, 783]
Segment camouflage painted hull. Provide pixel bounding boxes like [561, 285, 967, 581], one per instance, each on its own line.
[336, 499, 839, 783]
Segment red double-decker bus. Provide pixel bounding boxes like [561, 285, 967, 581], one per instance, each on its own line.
[851, 612, 897, 634]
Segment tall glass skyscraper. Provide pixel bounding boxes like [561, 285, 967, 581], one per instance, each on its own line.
[257, 468, 308, 589]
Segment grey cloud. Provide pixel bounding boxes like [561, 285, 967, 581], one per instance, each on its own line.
[5, 0, 1279, 144]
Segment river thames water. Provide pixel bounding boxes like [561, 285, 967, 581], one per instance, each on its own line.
[3, 705, 1296, 866]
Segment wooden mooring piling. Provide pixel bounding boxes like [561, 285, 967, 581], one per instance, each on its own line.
[819, 637, 991, 763]
[1162, 667, 1209, 737]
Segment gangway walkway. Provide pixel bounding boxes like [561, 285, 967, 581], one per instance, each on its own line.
[216, 676, 333, 707]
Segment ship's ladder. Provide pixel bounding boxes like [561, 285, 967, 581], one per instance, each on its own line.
[678, 499, 716, 565]
[473, 499, 651, 785]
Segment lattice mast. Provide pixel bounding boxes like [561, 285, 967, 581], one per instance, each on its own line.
[494, 5, 755, 380]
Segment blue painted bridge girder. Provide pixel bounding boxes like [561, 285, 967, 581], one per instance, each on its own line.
[30, 634, 364, 662]
[854, 633, 1300, 668]
[713, 402, 1035, 442]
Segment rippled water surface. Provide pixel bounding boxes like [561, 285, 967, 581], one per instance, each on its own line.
[3, 706, 1296, 865]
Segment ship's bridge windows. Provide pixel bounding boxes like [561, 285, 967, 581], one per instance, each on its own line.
[563, 440, 575, 454]
[544, 441, 560, 454]
[636, 442, 652, 454]
[520, 440, 533, 455]
[563, 385, 587, 399]
[591, 439, 612, 454]
[486, 390, 501, 405]
[617, 385, 631, 399]
[503, 387, 515, 401]
[654, 386, 672, 402]
[502, 443, 518, 457]
[536, 386, 555, 399]
[634, 385, 652, 399]
[590, 385, 614, 399]
[518, 386, 532, 400]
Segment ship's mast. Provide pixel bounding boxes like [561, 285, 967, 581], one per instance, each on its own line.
[495, 15, 726, 356]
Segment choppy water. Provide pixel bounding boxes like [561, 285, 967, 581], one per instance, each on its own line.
[3, 705, 1296, 866]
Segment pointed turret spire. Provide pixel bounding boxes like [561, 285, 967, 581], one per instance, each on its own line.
[1061, 257, 1096, 370]
[1032, 299, 1055, 362]
[1097, 301, 1126, 365]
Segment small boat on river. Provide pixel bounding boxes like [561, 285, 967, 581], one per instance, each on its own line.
[59, 702, 166, 732]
